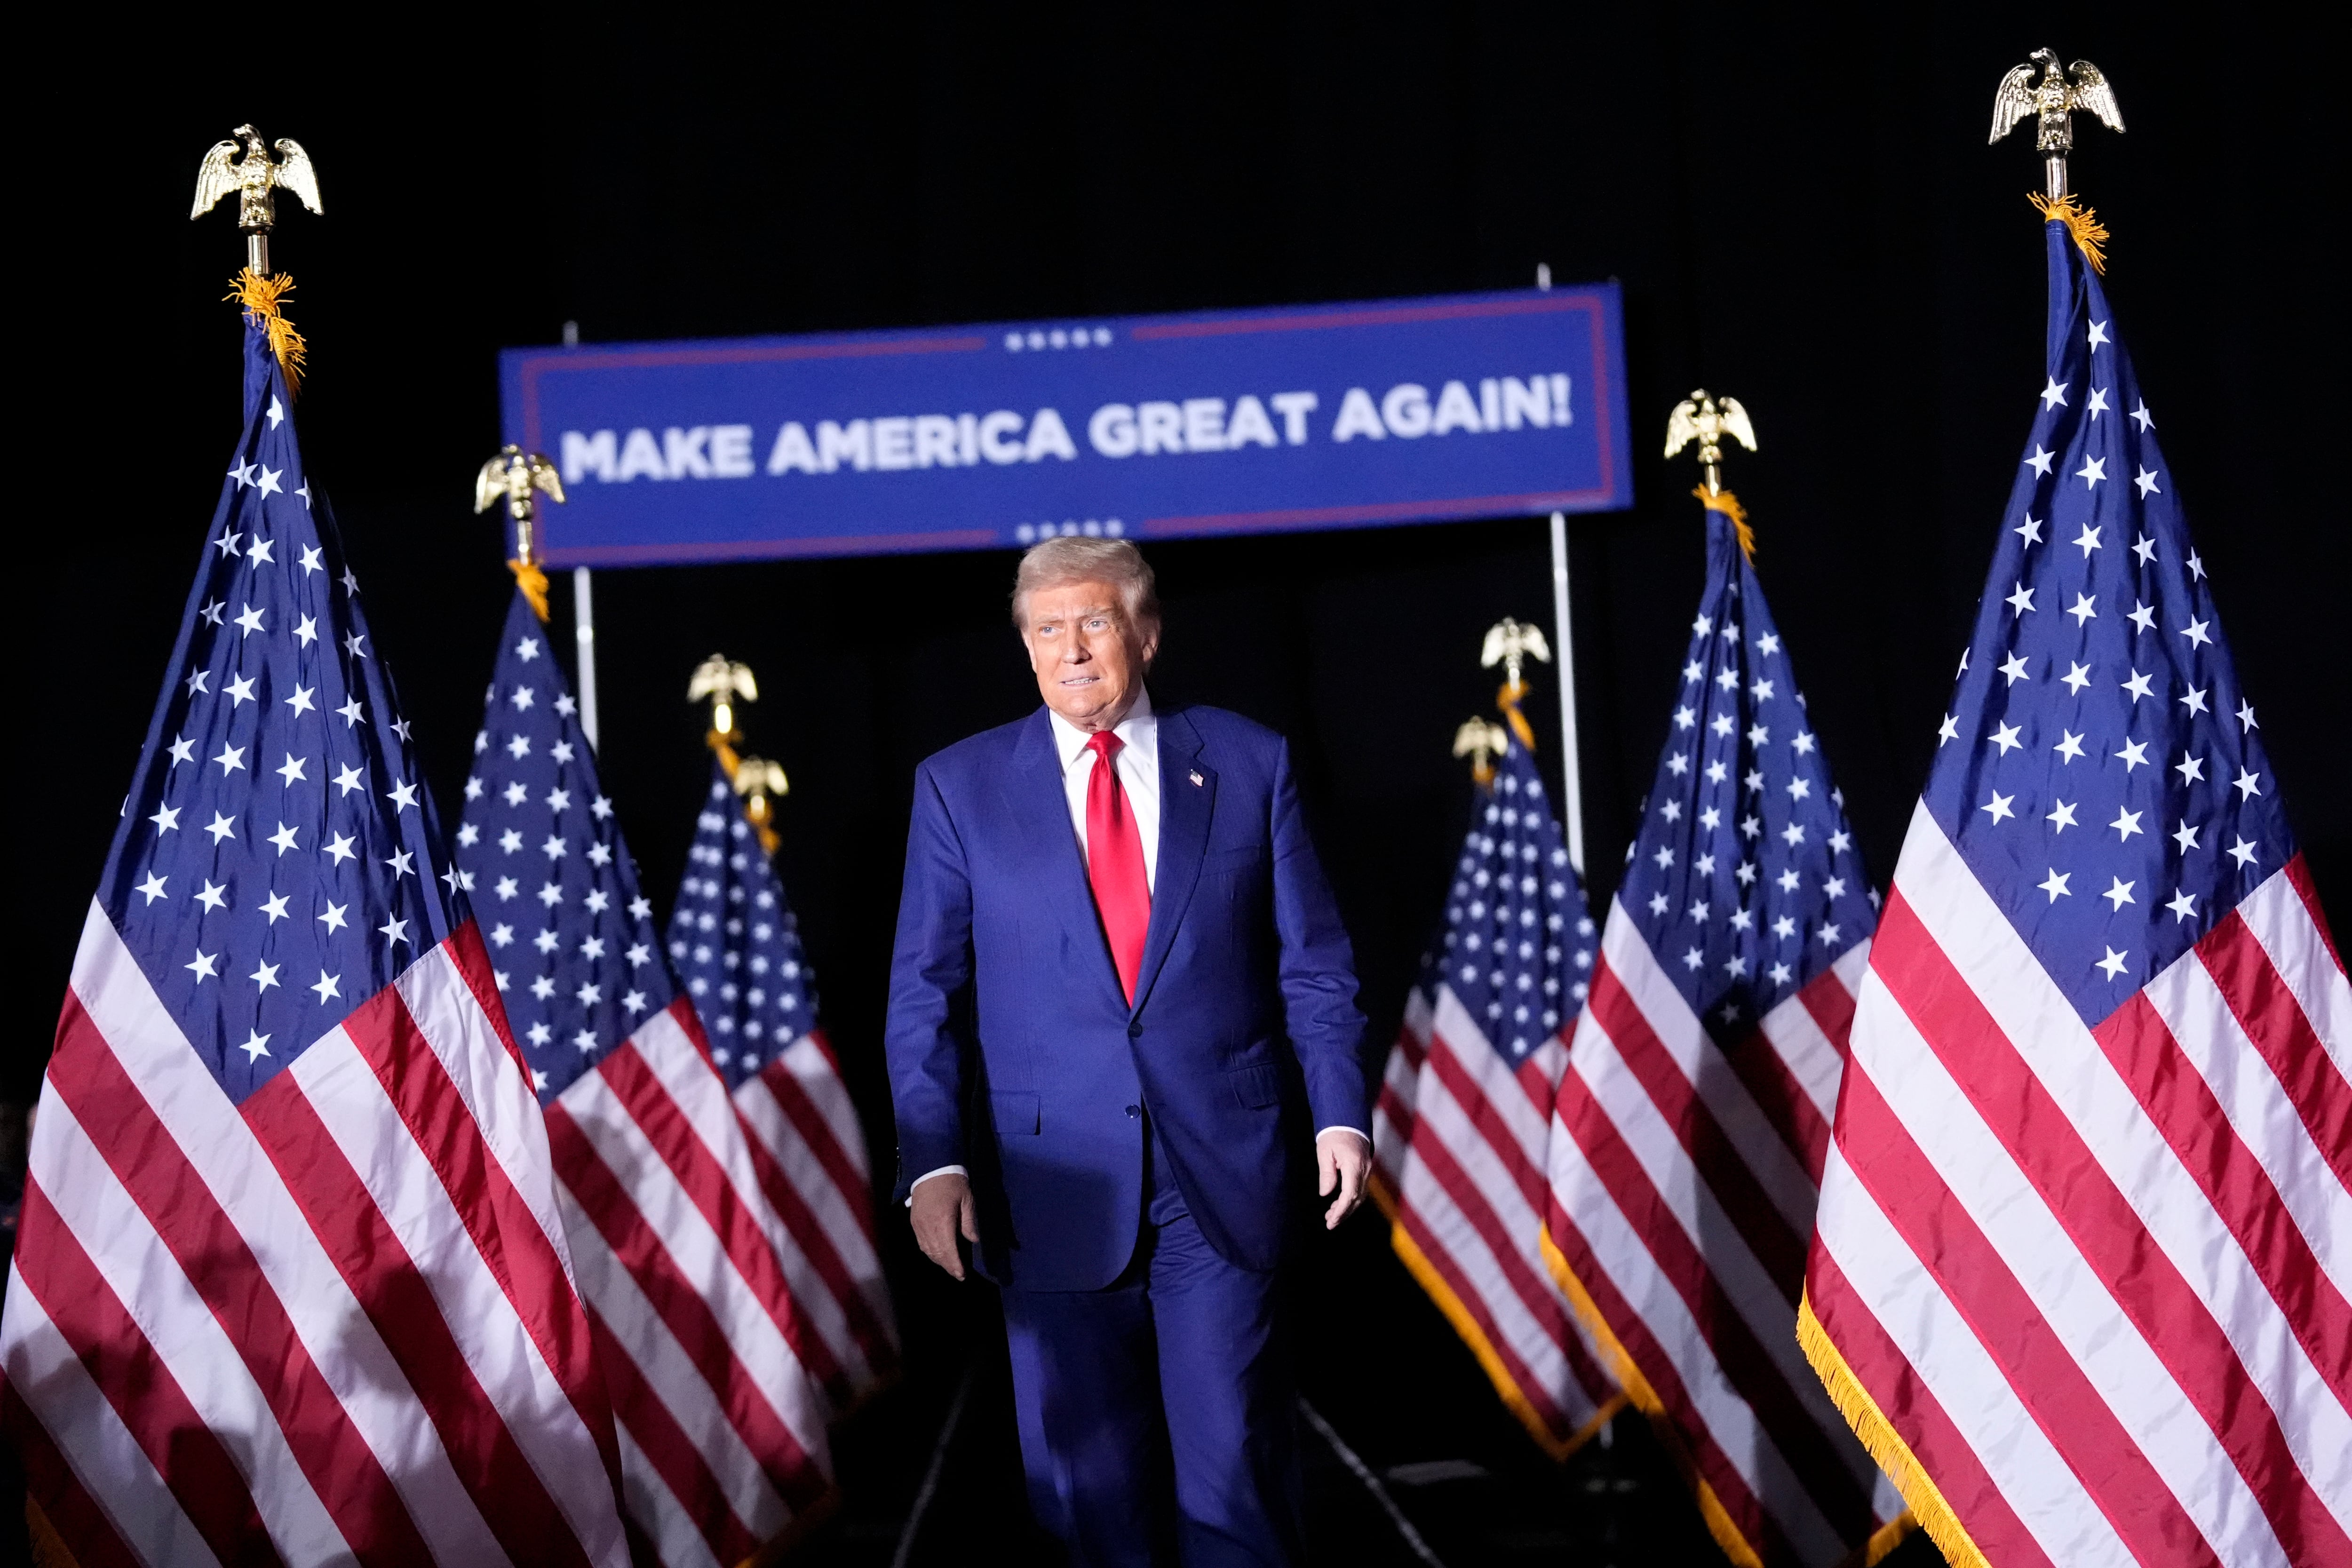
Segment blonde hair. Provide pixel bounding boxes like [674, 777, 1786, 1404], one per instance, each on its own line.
[1011, 536, 1160, 634]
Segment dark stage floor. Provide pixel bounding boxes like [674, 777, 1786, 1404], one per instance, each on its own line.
[791, 1213, 1950, 1568]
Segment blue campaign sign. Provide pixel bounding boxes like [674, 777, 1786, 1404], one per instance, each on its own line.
[499, 286, 1631, 565]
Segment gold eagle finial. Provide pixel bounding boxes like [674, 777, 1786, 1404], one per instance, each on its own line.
[1991, 49, 2122, 201]
[192, 125, 321, 274]
[1480, 617, 1551, 750]
[475, 446, 565, 618]
[1480, 617, 1552, 693]
[474, 447, 567, 562]
[1667, 390, 1760, 556]
[1663, 389, 1757, 496]
[1453, 717, 1510, 785]
[729, 755, 792, 854]
[689, 655, 760, 744]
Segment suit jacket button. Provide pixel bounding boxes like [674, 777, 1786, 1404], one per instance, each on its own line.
[1127, 1022, 1143, 1038]
[1124, 1105, 1140, 1118]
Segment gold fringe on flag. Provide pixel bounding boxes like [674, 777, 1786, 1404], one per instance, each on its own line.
[1796, 1292, 1973, 1568]
[1367, 1173, 1626, 1460]
[1537, 1231, 1925, 1566]
[1694, 486, 1756, 562]
[226, 270, 309, 397]
[509, 558, 551, 621]
[1537, 1228, 1766, 1567]
[2029, 192, 2110, 274]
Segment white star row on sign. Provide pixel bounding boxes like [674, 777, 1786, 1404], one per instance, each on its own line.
[1005, 326, 1113, 351]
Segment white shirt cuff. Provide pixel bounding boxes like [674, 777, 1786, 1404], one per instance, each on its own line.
[905, 1164, 969, 1206]
[909, 1135, 1364, 1209]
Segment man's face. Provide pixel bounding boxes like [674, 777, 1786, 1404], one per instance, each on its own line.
[1021, 579, 1157, 731]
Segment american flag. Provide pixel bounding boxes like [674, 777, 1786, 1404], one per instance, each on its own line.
[1802, 222, 2351, 1566]
[1542, 499, 1904, 1565]
[1372, 721, 1619, 1455]
[452, 592, 834, 1565]
[668, 758, 898, 1413]
[0, 321, 631, 1564]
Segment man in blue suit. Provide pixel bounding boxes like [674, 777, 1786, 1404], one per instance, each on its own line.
[887, 537, 1372, 1566]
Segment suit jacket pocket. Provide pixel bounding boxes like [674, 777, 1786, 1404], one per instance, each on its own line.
[1204, 845, 1265, 873]
[992, 1090, 1041, 1135]
[1227, 1062, 1281, 1110]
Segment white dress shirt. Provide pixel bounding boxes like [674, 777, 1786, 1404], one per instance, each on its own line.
[909, 690, 1364, 1201]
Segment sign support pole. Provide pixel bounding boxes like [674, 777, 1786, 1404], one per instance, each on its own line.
[574, 566, 601, 750]
[1548, 509, 1585, 874]
[555, 321, 601, 751]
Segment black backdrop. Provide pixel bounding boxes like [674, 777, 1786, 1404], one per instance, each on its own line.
[19, 2, 2344, 1560]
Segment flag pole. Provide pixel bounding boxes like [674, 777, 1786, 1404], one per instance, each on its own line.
[1547, 511, 1585, 875]
[1531, 262, 1586, 873]
[573, 567, 600, 750]
[558, 322, 601, 750]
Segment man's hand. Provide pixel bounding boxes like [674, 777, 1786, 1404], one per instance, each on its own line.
[1317, 1129, 1373, 1230]
[910, 1173, 979, 1280]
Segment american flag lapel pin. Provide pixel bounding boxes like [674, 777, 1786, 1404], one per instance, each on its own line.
[1188, 769, 1204, 787]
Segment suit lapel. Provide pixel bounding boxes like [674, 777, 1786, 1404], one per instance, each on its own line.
[1001, 708, 1127, 1009]
[1131, 708, 1212, 1017]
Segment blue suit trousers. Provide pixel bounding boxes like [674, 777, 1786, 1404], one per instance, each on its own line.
[1000, 1135, 1303, 1568]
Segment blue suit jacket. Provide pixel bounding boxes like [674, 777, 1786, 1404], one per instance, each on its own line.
[885, 702, 1369, 1291]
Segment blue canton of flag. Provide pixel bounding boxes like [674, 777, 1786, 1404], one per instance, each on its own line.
[668, 759, 821, 1087]
[451, 592, 672, 1097]
[1434, 735, 1597, 1058]
[1923, 226, 2292, 1019]
[108, 329, 462, 1095]
[1613, 508, 1876, 1040]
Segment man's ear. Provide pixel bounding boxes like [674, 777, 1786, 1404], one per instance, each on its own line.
[1137, 627, 1160, 670]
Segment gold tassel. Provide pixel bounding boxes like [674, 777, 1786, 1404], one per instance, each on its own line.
[1496, 681, 1539, 751]
[509, 558, 550, 621]
[1694, 486, 1756, 561]
[226, 270, 309, 397]
[1796, 1293, 1985, 1568]
[2029, 191, 2110, 274]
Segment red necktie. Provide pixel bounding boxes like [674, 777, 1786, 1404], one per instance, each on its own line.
[1085, 730, 1151, 1003]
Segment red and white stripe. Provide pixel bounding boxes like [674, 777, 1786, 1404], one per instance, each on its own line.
[547, 998, 834, 1567]
[1804, 804, 2352, 1568]
[1544, 898, 1901, 1567]
[0, 899, 630, 1567]
[728, 1029, 898, 1413]
[1374, 986, 1618, 1454]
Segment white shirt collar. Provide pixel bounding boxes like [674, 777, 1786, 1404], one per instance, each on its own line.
[1047, 686, 1155, 773]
